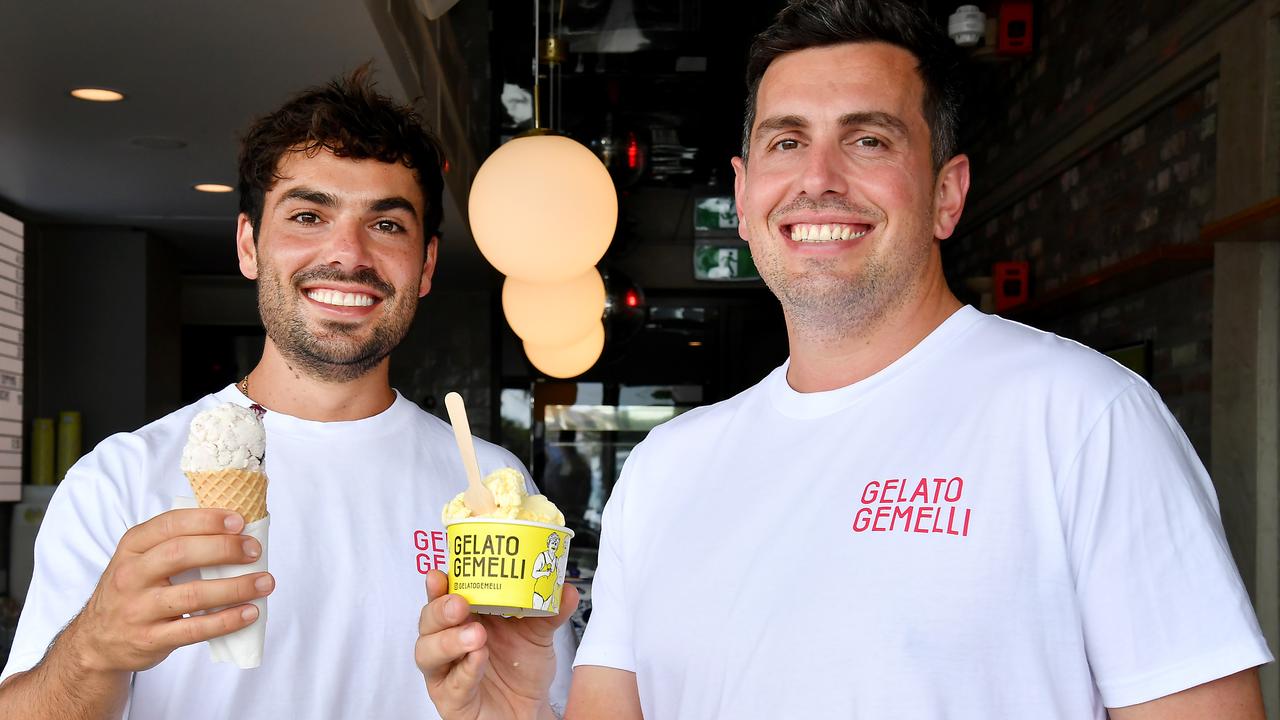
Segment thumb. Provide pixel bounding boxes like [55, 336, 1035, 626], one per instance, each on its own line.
[530, 582, 579, 638]
[425, 569, 450, 601]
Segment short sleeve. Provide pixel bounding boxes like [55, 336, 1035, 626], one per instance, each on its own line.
[1, 437, 139, 681]
[1058, 383, 1272, 707]
[572, 452, 637, 672]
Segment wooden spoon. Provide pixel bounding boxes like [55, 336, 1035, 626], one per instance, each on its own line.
[444, 392, 496, 515]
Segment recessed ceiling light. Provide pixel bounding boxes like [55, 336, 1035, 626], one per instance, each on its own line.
[193, 183, 234, 193]
[70, 88, 124, 102]
[688, 340, 703, 347]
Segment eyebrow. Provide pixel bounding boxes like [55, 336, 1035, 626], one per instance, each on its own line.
[753, 111, 910, 140]
[279, 187, 337, 207]
[278, 187, 419, 218]
[754, 114, 808, 137]
[370, 196, 419, 217]
[840, 111, 909, 138]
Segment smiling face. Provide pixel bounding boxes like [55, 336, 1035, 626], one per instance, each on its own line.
[733, 41, 967, 340]
[236, 147, 437, 382]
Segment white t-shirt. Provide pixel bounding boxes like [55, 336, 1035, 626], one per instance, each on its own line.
[2, 386, 574, 719]
[575, 306, 1272, 719]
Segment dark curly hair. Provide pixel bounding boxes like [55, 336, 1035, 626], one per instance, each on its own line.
[742, 0, 962, 171]
[237, 64, 446, 243]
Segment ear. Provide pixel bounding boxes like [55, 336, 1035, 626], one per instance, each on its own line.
[236, 213, 259, 280]
[933, 154, 971, 241]
[731, 156, 749, 243]
[418, 235, 440, 298]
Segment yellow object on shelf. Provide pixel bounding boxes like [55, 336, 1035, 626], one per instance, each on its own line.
[31, 417, 54, 486]
[56, 411, 81, 482]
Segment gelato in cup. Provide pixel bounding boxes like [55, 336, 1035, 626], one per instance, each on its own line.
[446, 518, 574, 616]
[443, 467, 573, 616]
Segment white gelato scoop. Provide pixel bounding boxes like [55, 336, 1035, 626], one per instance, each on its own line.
[180, 403, 266, 473]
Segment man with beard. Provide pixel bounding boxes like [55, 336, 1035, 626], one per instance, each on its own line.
[414, 1, 1270, 718]
[0, 68, 573, 719]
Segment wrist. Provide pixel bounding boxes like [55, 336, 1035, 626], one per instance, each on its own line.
[23, 615, 132, 719]
[58, 612, 123, 680]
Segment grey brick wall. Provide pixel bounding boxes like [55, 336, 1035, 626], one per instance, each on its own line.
[945, 2, 1219, 463]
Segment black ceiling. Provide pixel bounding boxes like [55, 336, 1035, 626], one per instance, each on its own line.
[486, 0, 1010, 189]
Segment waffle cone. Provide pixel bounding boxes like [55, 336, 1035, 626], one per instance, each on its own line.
[185, 469, 268, 524]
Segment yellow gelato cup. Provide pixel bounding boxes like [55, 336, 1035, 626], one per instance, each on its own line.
[446, 518, 574, 617]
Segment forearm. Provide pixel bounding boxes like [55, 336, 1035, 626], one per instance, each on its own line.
[0, 618, 130, 720]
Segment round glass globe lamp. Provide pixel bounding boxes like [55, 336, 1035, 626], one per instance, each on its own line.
[469, 135, 617, 283]
[524, 321, 605, 379]
[502, 268, 605, 346]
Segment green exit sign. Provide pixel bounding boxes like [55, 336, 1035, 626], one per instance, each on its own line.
[693, 241, 760, 282]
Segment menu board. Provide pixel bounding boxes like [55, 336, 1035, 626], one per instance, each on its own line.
[0, 212, 21, 501]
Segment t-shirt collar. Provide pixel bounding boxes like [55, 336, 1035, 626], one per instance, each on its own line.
[216, 384, 415, 439]
[768, 305, 982, 419]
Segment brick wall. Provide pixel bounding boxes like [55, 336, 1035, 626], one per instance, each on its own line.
[945, 3, 1219, 462]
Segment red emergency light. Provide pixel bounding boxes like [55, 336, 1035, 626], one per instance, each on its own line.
[626, 132, 639, 170]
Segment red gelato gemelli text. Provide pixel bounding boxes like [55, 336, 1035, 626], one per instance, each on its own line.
[414, 529, 448, 573]
[852, 477, 972, 537]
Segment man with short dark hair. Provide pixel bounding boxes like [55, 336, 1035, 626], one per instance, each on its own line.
[0, 68, 573, 719]
[415, 1, 1270, 717]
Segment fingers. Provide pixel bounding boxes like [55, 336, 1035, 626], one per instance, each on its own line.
[131, 533, 262, 581]
[151, 602, 262, 648]
[429, 643, 489, 704]
[418, 588, 473, 636]
[522, 581, 580, 639]
[151, 573, 275, 617]
[555, 582, 580, 628]
[118, 509, 245, 554]
[416, 584, 488, 681]
[416, 610, 487, 675]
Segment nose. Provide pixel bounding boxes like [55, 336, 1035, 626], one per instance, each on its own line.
[798, 141, 849, 199]
[323, 217, 373, 271]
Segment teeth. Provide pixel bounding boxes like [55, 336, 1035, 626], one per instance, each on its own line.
[307, 289, 375, 307]
[789, 223, 870, 243]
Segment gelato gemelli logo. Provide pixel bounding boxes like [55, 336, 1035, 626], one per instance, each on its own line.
[414, 529, 447, 574]
[452, 533, 527, 578]
[852, 476, 973, 537]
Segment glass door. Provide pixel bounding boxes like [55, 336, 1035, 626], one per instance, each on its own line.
[500, 381, 703, 639]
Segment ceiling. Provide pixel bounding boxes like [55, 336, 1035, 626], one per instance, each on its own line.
[0, 0, 473, 278]
[0, 0, 972, 285]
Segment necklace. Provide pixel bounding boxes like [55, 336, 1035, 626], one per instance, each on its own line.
[238, 375, 267, 419]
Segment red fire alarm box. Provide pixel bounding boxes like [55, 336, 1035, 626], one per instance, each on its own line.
[993, 261, 1030, 312]
[997, 2, 1033, 55]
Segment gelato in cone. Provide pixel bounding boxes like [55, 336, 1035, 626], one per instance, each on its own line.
[179, 401, 271, 668]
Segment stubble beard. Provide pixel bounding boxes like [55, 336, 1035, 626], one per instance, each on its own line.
[750, 211, 933, 346]
[257, 261, 418, 383]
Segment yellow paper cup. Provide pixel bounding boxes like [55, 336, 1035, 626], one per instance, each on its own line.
[446, 518, 574, 617]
